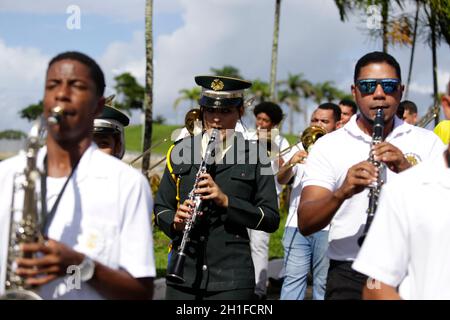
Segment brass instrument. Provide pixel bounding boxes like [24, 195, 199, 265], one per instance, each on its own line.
[417, 102, 440, 128]
[185, 108, 202, 136]
[275, 125, 327, 158]
[274, 125, 327, 175]
[0, 110, 60, 300]
[139, 108, 203, 174]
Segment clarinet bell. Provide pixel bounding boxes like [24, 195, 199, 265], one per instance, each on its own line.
[166, 253, 186, 284]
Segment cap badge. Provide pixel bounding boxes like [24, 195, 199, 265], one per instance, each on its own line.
[211, 79, 224, 91]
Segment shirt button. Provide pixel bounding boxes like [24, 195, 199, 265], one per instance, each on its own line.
[202, 265, 208, 271]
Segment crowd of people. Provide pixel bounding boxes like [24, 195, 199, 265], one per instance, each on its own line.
[0, 50, 449, 300]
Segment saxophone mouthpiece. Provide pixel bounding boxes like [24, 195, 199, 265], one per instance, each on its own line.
[47, 106, 64, 125]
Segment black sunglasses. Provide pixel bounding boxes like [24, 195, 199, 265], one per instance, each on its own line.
[355, 78, 400, 94]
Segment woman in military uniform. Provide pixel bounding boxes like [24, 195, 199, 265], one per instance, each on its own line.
[154, 75, 280, 300]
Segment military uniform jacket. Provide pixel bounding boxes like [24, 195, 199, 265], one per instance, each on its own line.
[154, 132, 280, 291]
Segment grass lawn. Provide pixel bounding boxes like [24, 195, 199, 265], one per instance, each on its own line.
[125, 124, 182, 155]
[125, 123, 299, 156]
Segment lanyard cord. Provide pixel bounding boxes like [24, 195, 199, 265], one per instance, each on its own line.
[40, 155, 79, 236]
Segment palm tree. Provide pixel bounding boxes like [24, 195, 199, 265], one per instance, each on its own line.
[424, 1, 440, 125]
[334, 0, 405, 52]
[405, 1, 420, 99]
[250, 79, 271, 105]
[142, 0, 153, 174]
[270, 0, 282, 101]
[279, 73, 314, 133]
[278, 89, 300, 134]
[173, 87, 201, 124]
[210, 65, 242, 78]
[313, 81, 346, 104]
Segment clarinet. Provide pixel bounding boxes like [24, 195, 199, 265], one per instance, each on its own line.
[358, 108, 386, 247]
[166, 128, 219, 283]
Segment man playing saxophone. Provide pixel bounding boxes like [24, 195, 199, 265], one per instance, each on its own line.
[298, 51, 444, 300]
[0, 51, 155, 299]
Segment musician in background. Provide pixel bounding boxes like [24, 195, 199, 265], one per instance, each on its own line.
[0, 52, 155, 299]
[154, 76, 279, 300]
[434, 80, 450, 144]
[278, 103, 340, 300]
[248, 101, 289, 300]
[399, 100, 418, 125]
[353, 140, 450, 299]
[93, 104, 129, 159]
[338, 99, 357, 127]
[298, 51, 444, 300]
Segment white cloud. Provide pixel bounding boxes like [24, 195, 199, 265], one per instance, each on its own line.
[0, 39, 49, 133]
[0, 0, 449, 133]
[100, 31, 146, 86]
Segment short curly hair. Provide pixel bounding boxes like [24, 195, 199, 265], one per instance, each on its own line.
[253, 102, 283, 125]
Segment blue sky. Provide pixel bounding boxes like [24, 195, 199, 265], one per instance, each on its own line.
[0, 0, 448, 136]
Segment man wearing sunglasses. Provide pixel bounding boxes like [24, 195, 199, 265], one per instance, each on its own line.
[298, 51, 444, 300]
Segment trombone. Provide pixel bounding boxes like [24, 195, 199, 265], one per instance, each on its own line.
[130, 108, 203, 173]
[417, 102, 440, 128]
[274, 125, 327, 175]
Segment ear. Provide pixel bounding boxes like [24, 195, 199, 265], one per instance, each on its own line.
[238, 106, 245, 118]
[94, 96, 105, 118]
[442, 95, 450, 120]
[399, 84, 405, 100]
[351, 84, 357, 100]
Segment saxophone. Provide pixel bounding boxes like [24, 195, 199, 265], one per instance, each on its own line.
[1, 106, 63, 300]
[358, 108, 386, 247]
[166, 128, 219, 283]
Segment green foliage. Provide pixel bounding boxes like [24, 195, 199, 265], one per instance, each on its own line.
[114, 72, 145, 113]
[250, 79, 271, 104]
[210, 65, 242, 78]
[153, 224, 171, 278]
[173, 87, 201, 110]
[269, 206, 288, 259]
[0, 130, 27, 140]
[154, 115, 167, 125]
[19, 101, 43, 122]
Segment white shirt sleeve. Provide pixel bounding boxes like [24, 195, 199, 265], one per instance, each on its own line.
[302, 139, 336, 191]
[352, 181, 410, 287]
[119, 174, 156, 278]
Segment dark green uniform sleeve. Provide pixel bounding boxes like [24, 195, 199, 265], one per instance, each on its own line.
[226, 160, 280, 233]
[153, 163, 180, 240]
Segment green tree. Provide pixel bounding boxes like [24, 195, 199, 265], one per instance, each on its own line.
[210, 65, 242, 78]
[334, 0, 405, 52]
[113, 72, 145, 113]
[0, 130, 26, 140]
[142, 0, 154, 175]
[313, 81, 347, 104]
[250, 79, 271, 104]
[279, 73, 314, 133]
[19, 101, 43, 121]
[173, 87, 201, 124]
